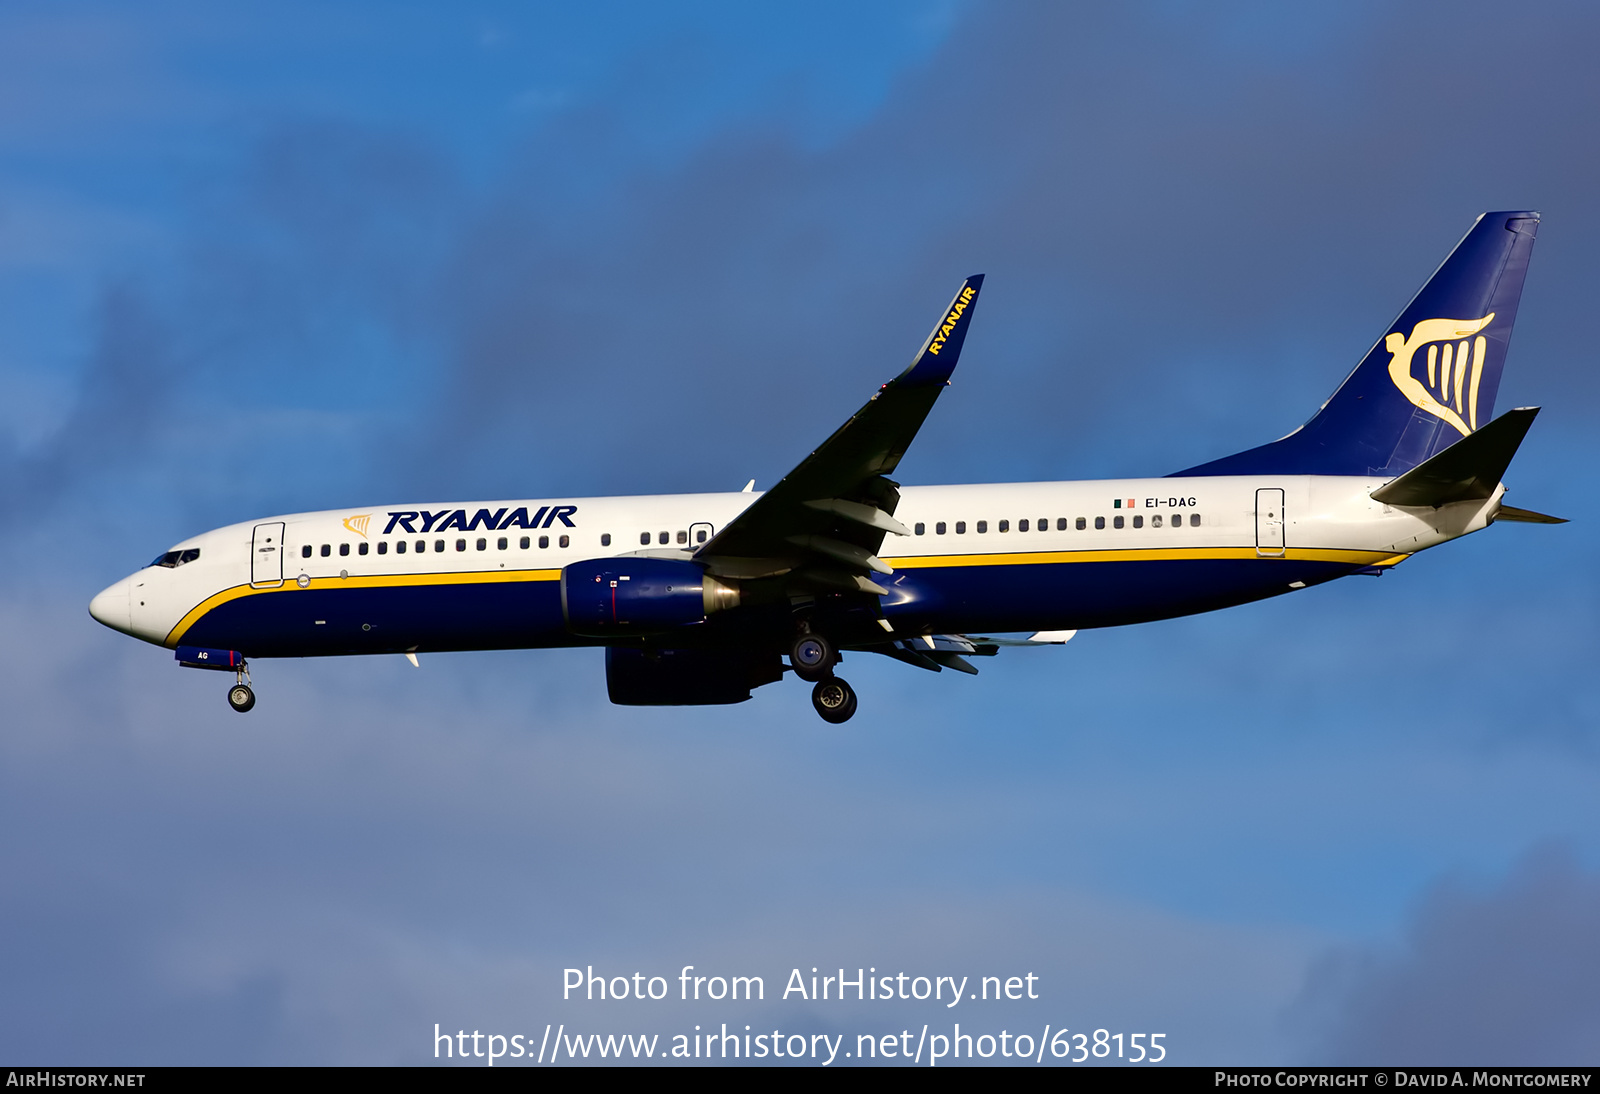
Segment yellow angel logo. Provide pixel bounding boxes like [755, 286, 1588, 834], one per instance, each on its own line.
[343, 514, 372, 538]
[1384, 313, 1495, 437]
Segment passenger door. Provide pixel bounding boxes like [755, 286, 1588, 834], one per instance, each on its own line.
[251, 522, 286, 587]
[1254, 489, 1285, 557]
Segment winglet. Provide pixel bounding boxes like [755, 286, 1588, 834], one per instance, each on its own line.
[1494, 504, 1567, 524]
[896, 275, 984, 387]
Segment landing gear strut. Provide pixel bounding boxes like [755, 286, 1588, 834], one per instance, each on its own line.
[227, 662, 255, 713]
[811, 677, 857, 724]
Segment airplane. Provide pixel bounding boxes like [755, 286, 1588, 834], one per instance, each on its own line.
[89, 210, 1562, 723]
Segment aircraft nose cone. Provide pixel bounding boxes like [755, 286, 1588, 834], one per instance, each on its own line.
[89, 578, 132, 635]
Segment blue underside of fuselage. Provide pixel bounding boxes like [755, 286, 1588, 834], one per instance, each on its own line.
[178, 558, 1370, 659]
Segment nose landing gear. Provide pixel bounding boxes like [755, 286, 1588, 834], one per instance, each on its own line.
[227, 663, 255, 713]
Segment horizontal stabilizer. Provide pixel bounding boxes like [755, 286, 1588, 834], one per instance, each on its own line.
[1494, 504, 1568, 524]
[1370, 407, 1538, 507]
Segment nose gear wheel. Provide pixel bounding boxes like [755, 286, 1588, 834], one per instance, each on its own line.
[226, 661, 255, 713]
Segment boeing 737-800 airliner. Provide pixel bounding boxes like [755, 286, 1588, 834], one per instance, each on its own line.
[89, 211, 1560, 722]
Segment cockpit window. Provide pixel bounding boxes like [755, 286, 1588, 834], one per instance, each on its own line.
[150, 548, 200, 569]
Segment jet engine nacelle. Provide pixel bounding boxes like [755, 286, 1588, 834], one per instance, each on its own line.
[561, 557, 739, 636]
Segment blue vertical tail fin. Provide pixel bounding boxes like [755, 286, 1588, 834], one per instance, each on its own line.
[1172, 211, 1540, 478]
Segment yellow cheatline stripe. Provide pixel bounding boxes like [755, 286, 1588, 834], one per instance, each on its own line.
[164, 567, 562, 647]
[165, 548, 1413, 647]
[888, 546, 1410, 569]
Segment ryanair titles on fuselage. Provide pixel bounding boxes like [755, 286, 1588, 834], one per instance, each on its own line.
[925, 284, 976, 356]
[380, 505, 577, 536]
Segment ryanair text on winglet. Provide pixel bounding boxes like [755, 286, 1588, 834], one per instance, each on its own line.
[926, 285, 977, 356]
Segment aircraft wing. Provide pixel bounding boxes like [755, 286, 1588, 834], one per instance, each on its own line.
[696, 276, 984, 587]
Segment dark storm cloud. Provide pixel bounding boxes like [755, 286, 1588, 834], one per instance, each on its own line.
[193, 121, 458, 346]
[428, 0, 1600, 496]
[1292, 845, 1600, 1064]
[0, 119, 462, 545]
[0, 594, 1315, 1063]
[5, 0, 1600, 1067]
[25, 1, 1600, 510]
[2, 285, 176, 509]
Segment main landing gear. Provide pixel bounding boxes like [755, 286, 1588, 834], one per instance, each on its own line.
[791, 631, 857, 723]
[790, 632, 836, 682]
[811, 677, 857, 724]
[227, 662, 255, 713]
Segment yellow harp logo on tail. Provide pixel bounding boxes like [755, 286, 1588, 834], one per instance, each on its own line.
[343, 514, 372, 538]
[1384, 313, 1495, 437]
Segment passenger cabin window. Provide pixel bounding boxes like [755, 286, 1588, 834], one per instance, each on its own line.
[998, 520, 1009, 532]
[301, 545, 312, 558]
[152, 548, 201, 568]
[358, 542, 368, 555]
[1113, 516, 1124, 529]
[640, 532, 650, 545]
[915, 522, 925, 535]
[1190, 513, 1201, 527]
[936, 522, 947, 535]
[339, 543, 350, 556]
[1018, 519, 1028, 532]
[434, 539, 444, 553]
[676, 530, 687, 545]
[976, 520, 988, 533]
[696, 529, 708, 544]
[476, 538, 486, 551]
[601, 534, 611, 547]
[539, 535, 550, 549]
[1094, 517, 1105, 530]
[1132, 515, 1143, 528]
[955, 521, 966, 534]
[1153, 514, 1163, 527]
[559, 534, 570, 548]
[320, 544, 331, 557]
[378, 542, 388, 555]
[395, 541, 406, 554]
[415, 540, 426, 553]
[658, 531, 669, 545]
[520, 536, 531, 549]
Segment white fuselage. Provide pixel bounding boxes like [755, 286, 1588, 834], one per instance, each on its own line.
[89, 475, 1501, 654]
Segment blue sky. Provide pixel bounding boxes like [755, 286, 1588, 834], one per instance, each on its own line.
[2, 0, 1598, 1065]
